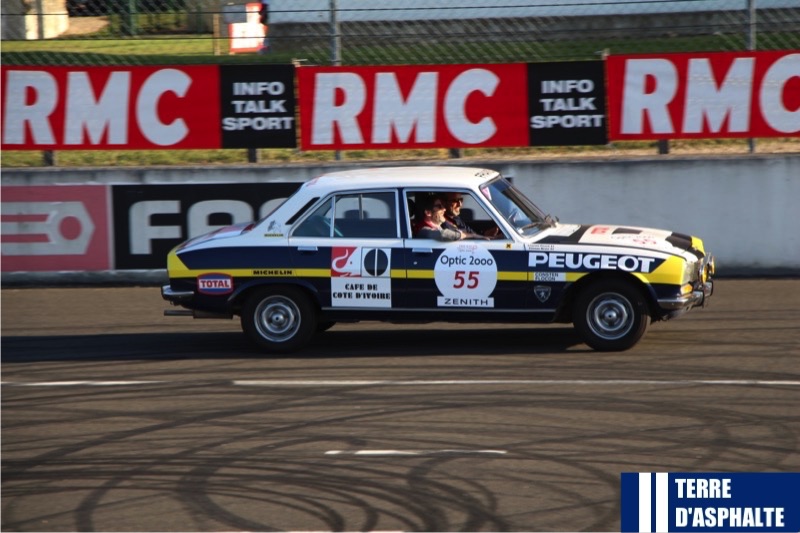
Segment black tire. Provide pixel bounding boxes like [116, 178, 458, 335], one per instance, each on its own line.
[573, 280, 649, 351]
[241, 286, 317, 353]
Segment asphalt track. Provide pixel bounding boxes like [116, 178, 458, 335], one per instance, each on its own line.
[2, 279, 799, 532]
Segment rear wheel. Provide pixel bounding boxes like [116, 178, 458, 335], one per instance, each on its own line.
[241, 286, 317, 353]
[573, 280, 649, 351]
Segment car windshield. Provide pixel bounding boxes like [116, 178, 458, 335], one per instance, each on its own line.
[480, 177, 554, 235]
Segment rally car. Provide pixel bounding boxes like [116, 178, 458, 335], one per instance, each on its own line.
[162, 166, 714, 352]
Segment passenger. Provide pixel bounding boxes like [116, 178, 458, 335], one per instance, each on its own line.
[443, 192, 500, 238]
[413, 195, 482, 240]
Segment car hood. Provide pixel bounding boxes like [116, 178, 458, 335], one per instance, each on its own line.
[540, 224, 704, 258]
[177, 222, 254, 250]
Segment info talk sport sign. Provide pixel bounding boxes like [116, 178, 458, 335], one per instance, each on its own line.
[3, 50, 796, 151]
[621, 472, 800, 533]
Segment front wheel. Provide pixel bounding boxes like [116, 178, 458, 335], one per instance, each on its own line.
[573, 280, 649, 351]
[241, 286, 317, 353]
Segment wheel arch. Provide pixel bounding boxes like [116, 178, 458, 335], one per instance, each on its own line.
[555, 271, 657, 323]
[230, 279, 323, 315]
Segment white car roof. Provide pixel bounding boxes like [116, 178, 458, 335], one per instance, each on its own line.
[303, 166, 500, 193]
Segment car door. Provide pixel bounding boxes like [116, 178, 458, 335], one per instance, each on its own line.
[401, 189, 529, 314]
[288, 190, 405, 311]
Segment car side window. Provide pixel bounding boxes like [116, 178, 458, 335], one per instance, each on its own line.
[333, 192, 397, 238]
[293, 199, 334, 237]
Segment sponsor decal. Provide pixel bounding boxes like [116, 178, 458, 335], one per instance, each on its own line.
[532, 271, 566, 282]
[197, 273, 233, 294]
[1, 185, 110, 272]
[621, 472, 800, 532]
[528, 243, 555, 251]
[529, 251, 663, 273]
[534, 285, 552, 303]
[434, 246, 497, 308]
[331, 247, 392, 308]
[252, 269, 293, 276]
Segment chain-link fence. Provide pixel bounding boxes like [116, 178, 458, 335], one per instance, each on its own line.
[2, 0, 799, 164]
[2, 0, 799, 66]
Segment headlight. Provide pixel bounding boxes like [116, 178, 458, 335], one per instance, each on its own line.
[683, 260, 698, 284]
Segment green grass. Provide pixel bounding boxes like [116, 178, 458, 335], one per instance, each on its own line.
[4, 140, 798, 168]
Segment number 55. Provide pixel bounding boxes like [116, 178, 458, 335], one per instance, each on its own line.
[454, 271, 479, 289]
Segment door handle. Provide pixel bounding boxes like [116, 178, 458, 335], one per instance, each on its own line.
[411, 247, 433, 254]
[297, 245, 319, 253]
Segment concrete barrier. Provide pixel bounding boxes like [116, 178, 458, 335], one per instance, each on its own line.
[2, 154, 798, 284]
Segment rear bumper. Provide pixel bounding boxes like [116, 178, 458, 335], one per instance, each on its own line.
[161, 284, 193, 305]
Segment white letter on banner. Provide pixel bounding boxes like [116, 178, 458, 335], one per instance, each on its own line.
[760, 53, 800, 133]
[311, 73, 365, 145]
[683, 58, 754, 133]
[129, 200, 182, 254]
[444, 68, 498, 144]
[372, 72, 437, 143]
[621, 59, 677, 134]
[136, 69, 190, 146]
[64, 71, 131, 145]
[2, 71, 57, 144]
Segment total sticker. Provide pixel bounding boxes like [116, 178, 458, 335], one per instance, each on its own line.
[434, 246, 497, 308]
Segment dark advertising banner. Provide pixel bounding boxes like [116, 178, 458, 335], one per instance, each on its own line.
[219, 64, 297, 148]
[112, 182, 301, 270]
[527, 61, 607, 146]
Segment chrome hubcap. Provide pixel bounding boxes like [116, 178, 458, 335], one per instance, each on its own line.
[587, 293, 634, 340]
[255, 296, 300, 342]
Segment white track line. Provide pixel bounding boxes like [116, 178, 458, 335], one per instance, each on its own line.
[325, 449, 507, 456]
[3, 379, 799, 387]
[234, 379, 800, 387]
[1, 381, 164, 386]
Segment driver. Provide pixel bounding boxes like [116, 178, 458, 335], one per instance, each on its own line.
[443, 192, 499, 238]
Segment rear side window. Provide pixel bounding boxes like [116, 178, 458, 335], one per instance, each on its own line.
[333, 192, 397, 238]
[293, 192, 398, 238]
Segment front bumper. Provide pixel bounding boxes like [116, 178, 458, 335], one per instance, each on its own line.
[657, 254, 715, 311]
[658, 279, 714, 310]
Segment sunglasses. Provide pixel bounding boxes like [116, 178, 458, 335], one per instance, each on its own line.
[449, 197, 464, 204]
[432, 203, 444, 209]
